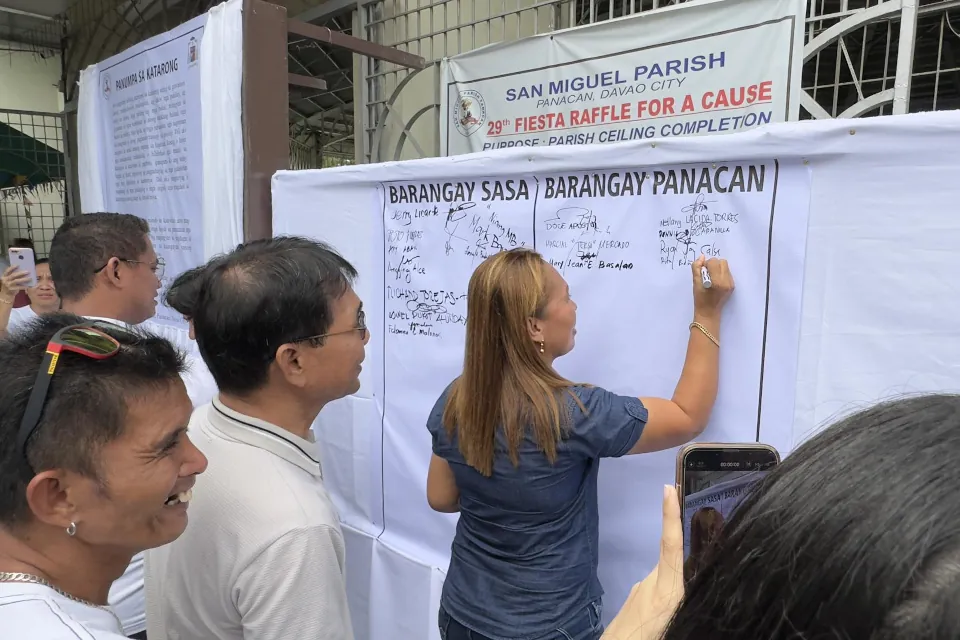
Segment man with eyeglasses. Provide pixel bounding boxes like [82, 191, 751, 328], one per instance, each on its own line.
[49, 213, 218, 639]
[144, 236, 367, 640]
[51, 213, 164, 327]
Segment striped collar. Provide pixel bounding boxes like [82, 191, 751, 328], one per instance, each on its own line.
[206, 398, 322, 477]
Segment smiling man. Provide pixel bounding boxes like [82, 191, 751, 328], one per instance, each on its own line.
[49, 212, 219, 638]
[144, 236, 367, 640]
[0, 313, 208, 639]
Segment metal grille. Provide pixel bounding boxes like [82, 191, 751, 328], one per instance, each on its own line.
[290, 136, 356, 169]
[13, 0, 229, 106]
[288, 9, 358, 163]
[910, 5, 960, 111]
[360, 0, 960, 162]
[0, 109, 71, 258]
[359, 0, 567, 162]
[16, 0, 356, 173]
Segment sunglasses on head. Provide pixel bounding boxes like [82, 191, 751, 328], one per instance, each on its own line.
[17, 321, 130, 462]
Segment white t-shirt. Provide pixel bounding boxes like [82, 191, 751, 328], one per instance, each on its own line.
[7, 305, 37, 333]
[0, 582, 127, 639]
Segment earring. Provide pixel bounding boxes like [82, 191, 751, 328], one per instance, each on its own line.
[539, 341, 545, 354]
[66, 522, 76, 537]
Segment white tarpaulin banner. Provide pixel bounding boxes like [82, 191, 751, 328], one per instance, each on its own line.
[272, 111, 960, 640]
[81, 14, 207, 329]
[440, 0, 805, 156]
[380, 160, 811, 615]
[78, 0, 245, 349]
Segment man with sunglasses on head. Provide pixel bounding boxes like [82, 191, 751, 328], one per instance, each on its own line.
[144, 236, 367, 640]
[49, 212, 218, 639]
[0, 313, 208, 639]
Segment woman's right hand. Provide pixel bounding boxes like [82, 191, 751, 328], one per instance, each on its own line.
[0, 266, 31, 301]
[691, 256, 734, 319]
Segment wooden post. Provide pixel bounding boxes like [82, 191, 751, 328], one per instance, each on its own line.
[242, 0, 289, 241]
[238, 1, 426, 243]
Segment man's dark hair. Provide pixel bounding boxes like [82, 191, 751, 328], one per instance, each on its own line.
[35, 258, 49, 266]
[192, 236, 358, 395]
[11, 238, 34, 250]
[164, 265, 207, 318]
[49, 213, 150, 301]
[0, 312, 186, 528]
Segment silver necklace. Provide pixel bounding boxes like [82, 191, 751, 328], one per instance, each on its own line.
[0, 571, 122, 627]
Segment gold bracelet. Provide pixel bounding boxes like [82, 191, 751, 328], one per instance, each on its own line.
[690, 321, 720, 348]
[0, 296, 13, 306]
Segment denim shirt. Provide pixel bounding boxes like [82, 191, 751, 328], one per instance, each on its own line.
[427, 384, 648, 640]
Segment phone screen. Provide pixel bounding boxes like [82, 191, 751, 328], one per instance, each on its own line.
[681, 448, 777, 582]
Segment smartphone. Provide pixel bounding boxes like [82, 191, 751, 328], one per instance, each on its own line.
[7, 247, 37, 287]
[675, 442, 779, 583]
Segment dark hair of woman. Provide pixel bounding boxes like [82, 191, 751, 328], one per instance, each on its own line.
[662, 394, 960, 640]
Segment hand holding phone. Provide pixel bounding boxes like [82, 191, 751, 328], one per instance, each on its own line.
[7, 247, 37, 288]
[675, 443, 779, 584]
[602, 484, 685, 640]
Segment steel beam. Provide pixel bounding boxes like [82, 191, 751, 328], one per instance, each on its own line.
[288, 19, 425, 69]
[289, 73, 328, 91]
[892, 0, 917, 115]
[294, 0, 358, 24]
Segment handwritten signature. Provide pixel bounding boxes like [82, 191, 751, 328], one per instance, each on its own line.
[445, 201, 477, 227]
[386, 251, 424, 283]
[407, 301, 447, 314]
[681, 193, 715, 216]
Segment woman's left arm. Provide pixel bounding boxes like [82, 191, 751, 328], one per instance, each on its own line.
[426, 454, 460, 513]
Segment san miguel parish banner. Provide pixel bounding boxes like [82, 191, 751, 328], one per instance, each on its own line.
[440, 0, 805, 156]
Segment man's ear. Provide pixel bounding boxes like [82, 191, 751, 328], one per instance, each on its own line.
[275, 343, 309, 388]
[97, 256, 123, 289]
[24, 470, 79, 530]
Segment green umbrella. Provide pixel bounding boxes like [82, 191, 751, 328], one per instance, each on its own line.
[0, 121, 66, 191]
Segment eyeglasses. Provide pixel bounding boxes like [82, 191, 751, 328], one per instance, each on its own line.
[93, 256, 166, 280]
[294, 309, 368, 344]
[17, 322, 126, 461]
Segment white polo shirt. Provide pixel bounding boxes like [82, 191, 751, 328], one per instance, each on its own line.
[0, 582, 127, 639]
[144, 398, 353, 640]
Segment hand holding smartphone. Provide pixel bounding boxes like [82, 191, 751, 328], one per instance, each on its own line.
[7, 247, 37, 288]
[675, 443, 779, 583]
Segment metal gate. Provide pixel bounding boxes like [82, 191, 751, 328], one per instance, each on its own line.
[0, 108, 72, 258]
[359, 0, 960, 163]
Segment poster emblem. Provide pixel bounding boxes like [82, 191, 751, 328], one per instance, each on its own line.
[453, 89, 486, 137]
[188, 36, 199, 66]
[102, 73, 111, 99]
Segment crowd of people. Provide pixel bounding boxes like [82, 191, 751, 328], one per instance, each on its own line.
[1, 213, 958, 640]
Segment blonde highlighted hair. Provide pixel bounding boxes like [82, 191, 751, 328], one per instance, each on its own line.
[442, 248, 582, 476]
